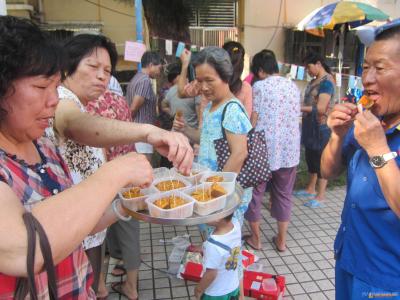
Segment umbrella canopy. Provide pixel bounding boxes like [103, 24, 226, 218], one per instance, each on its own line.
[297, 1, 389, 37]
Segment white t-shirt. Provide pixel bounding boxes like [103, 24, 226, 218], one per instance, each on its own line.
[202, 219, 241, 296]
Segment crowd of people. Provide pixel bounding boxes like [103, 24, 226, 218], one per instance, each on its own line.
[0, 14, 399, 300]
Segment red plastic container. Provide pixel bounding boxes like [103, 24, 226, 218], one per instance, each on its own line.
[242, 250, 255, 268]
[243, 270, 286, 300]
[181, 261, 203, 282]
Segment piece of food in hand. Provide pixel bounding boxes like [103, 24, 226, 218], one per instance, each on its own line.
[359, 95, 374, 109]
[176, 110, 183, 119]
[206, 175, 224, 183]
[122, 187, 144, 199]
[155, 180, 186, 191]
[210, 183, 227, 198]
[153, 196, 187, 209]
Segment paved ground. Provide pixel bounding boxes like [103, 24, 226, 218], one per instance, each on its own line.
[104, 186, 346, 300]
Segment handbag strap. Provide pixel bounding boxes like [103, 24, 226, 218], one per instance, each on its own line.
[220, 101, 253, 140]
[14, 212, 58, 300]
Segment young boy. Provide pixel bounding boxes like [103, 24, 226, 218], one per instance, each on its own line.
[194, 213, 241, 300]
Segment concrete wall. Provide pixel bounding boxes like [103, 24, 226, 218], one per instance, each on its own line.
[42, 0, 137, 53]
[243, 0, 397, 60]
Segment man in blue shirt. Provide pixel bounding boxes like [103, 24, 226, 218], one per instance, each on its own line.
[321, 20, 400, 299]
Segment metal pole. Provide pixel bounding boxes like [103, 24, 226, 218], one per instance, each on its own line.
[135, 0, 143, 71]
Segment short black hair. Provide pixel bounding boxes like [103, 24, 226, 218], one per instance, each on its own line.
[141, 51, 162, 68]
[303, 51, 331, 74]
[166, 62, 181, 83]
[251, 49, 278, 83]
[0, 16, 64, 121]
[63, 34, 118, 77]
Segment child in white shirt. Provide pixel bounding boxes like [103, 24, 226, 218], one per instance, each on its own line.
[195, 213, 241, 300]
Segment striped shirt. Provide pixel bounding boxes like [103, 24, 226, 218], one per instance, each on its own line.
[126, 72, 157, 124]
[0, 137, 95, 299]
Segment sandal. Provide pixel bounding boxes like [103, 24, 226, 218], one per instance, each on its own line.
[304, 199, 323, 208]
[272, 236, 286, 252]
[293, 190, 316, 198]
[242, 235, 261, 251]
[111, 282, 138, 300]
[111, 264, 126, 276]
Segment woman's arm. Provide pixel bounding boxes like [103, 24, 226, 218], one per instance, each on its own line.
[54, 100, 193, 173]
[0, 153, 152, 277]
[223, 131, 248, 173]
[250, 112, 258, 128]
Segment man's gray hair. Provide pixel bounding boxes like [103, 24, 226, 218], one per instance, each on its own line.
[192, 46, 233, 83]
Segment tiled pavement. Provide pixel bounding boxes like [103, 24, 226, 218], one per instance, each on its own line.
[105, 186, 346, 300]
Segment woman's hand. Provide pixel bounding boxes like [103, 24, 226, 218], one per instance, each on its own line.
[327, 103, 357, 138]
[146, 128, 193, 175]
[109, 152, 153, 188]
[354, 110, 389, 156]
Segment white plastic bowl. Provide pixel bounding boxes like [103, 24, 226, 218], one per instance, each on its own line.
[145, 190, 195, 219]
[172, 162, 209, 185]
[152, 176, 192, 192]
[119, 186, 157, 212]
[199, 171, 237, 195]
[182, 182, 232, 216]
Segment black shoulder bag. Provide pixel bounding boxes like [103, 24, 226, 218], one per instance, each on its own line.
[214, 101, 271, 188]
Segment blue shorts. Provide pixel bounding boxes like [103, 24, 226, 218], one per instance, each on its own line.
[335, 263, 400, 300]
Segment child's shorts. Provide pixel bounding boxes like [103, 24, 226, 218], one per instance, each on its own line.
[201, 287, 239, 300]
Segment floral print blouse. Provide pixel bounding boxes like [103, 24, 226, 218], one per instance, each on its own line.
[86, 90, 135, 161]
[46, 85, 106, 250]
[252, 75, 301, 171]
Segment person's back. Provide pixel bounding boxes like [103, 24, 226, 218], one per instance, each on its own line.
[253, 75, 301, 171]
[127, 71, 157, 124]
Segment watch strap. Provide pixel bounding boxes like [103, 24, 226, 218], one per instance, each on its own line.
[382, 151, 398, 162]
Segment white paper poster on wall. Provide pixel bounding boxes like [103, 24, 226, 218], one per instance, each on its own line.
[289, 65, 298, 80]
[165, 40, 173, 55]
[124, 41, 146, 62]
[0, 0, 7, 16]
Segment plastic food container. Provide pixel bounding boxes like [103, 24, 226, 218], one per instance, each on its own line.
[152, 176, 192, 192]
[183, 182, 231, 216]
[200, 171, 237, 194]
[153, 167, 172, 180]
[119, 186, 157, 212]
[173, 163, 209, 185]
[145, 190, 195, 219]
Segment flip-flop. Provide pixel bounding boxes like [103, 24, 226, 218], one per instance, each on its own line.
[111, 282, 138, 300]
[293, 190, 316, 198]
[272, 236, 286, 252]
[243, 235, 261, 251]
[304, 199, 323, 208]
[111, 264, 126, 276]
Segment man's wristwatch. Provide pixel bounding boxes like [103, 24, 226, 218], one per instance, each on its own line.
[369, 152, 398, 169]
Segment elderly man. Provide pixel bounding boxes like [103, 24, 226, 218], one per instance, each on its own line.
[321, 20, 400, 299]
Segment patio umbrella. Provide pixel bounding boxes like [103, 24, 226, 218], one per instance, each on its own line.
[297, 1, 389, 74]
